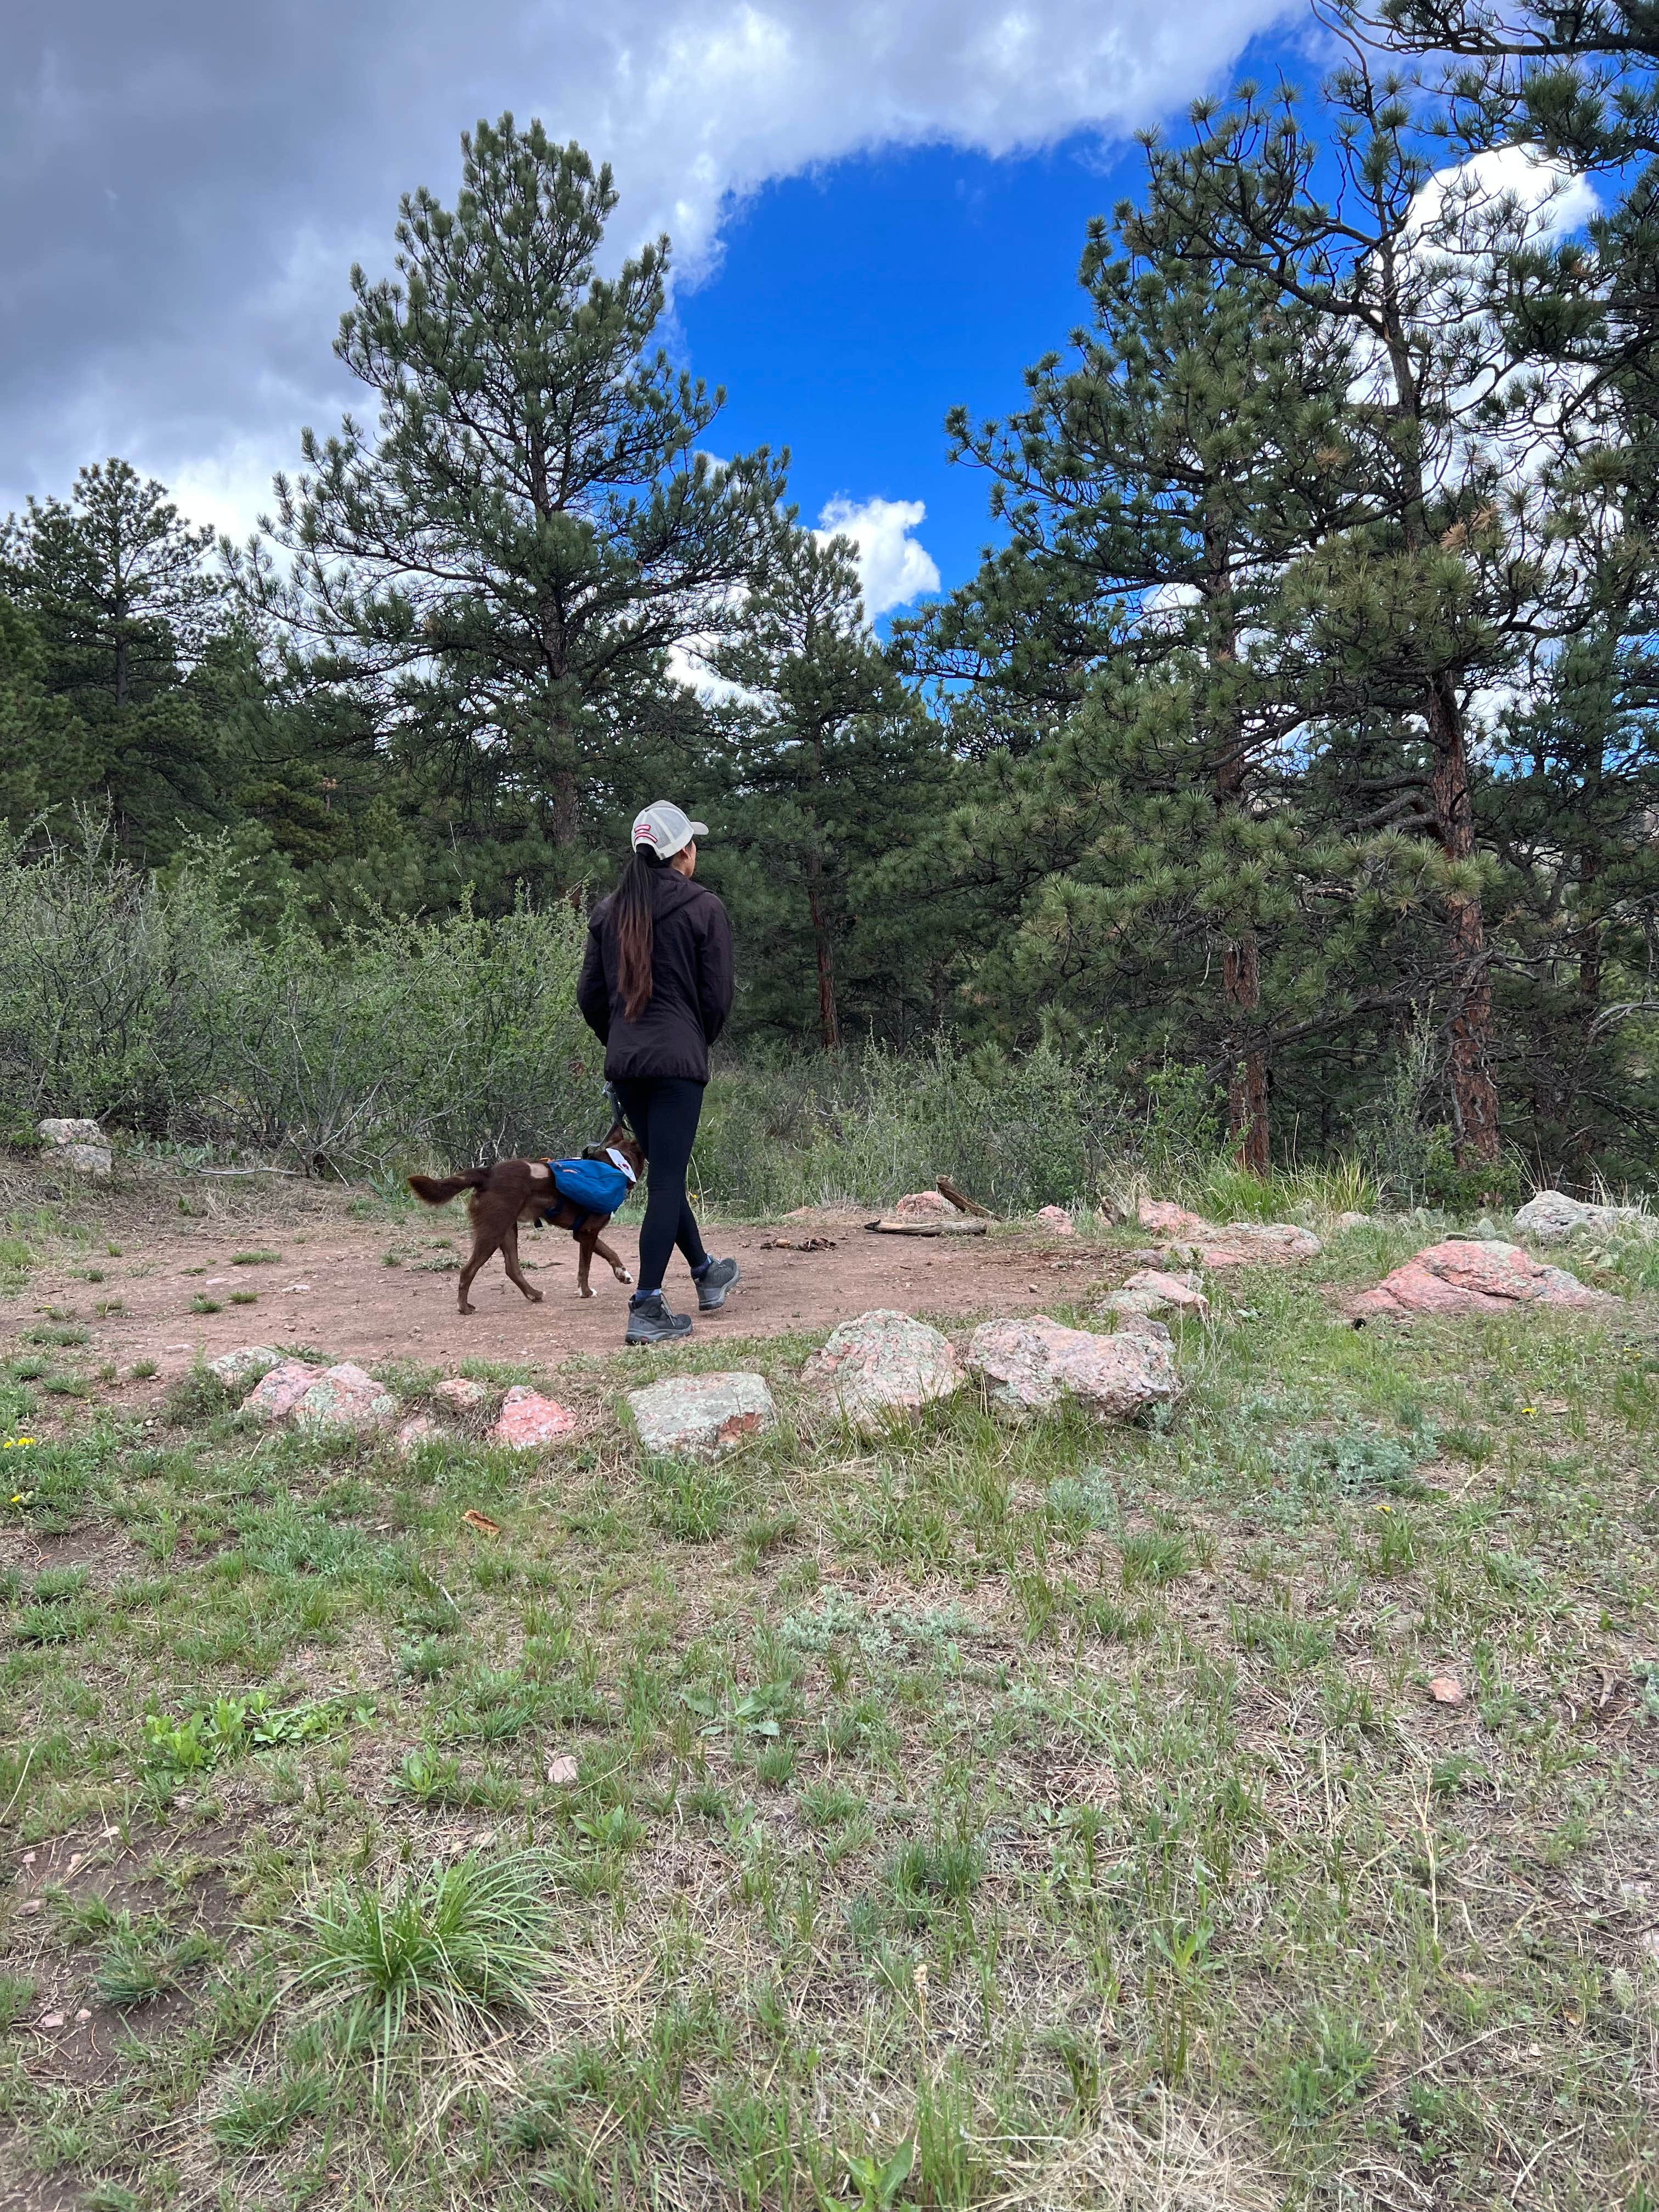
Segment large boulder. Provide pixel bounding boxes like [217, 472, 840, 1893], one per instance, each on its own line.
[1353, 1237, 1612, 1320]
[627, 1372, 777, 1457]
[241, 1358, 325, 1423]
[967, 1314, 1181, 1421]
[1514, 1189, 1658, 1245]
[1036, 1205, 1075, 1235]
[295, 1362, 398, 1432]
[37, 1118, 112, 1181]
[801, 1309, 964, 1431]
[489, 1386, 577, 1449]
[1103, 1268, 1209, 1321]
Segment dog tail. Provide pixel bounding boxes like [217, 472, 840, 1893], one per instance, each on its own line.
[407, 1170, 489, 1207]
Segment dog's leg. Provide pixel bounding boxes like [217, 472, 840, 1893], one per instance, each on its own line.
[456, 1235, 497, 1316]
[501, 1223, 544, 1305]
[590, 1233, 633, 1288]
[575, 1232, 597, 1299]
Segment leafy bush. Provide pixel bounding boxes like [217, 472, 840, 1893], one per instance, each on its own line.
[693, 1039, 1222, 1215]
[0, 825, 596, 1172]
[2, 828, 1407, 1207]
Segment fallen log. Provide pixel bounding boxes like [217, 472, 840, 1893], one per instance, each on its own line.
[865, 1218, 990, 1237]
[936, 1175, 993, 1217]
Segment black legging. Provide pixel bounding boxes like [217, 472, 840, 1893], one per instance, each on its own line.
[612, 1077, 709, 1297]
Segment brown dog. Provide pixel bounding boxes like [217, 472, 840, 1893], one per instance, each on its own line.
[408, 1122, 644, 1314]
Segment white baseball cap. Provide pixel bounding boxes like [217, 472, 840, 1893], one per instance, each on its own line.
[631, 801, 708, 859]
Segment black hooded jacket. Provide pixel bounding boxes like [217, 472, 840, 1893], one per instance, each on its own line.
[576, 867, 734, 1084]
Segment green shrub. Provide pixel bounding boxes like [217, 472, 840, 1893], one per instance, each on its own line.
[0, 828, 595, 1172]
[694, 1039, 1216, 1215]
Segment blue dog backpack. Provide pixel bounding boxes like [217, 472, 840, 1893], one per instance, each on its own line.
[548, 1155, 632, 1217]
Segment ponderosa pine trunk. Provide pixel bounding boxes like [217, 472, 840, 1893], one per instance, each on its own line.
[1577, 751, 1604, 1016]
[805, 842, 840, 1051]
[1425, 669, 1500, 1165]
[1223, 930, 1270, 1175]
[1209, 565, 1269, 1175]
[548, 765, 580, 852]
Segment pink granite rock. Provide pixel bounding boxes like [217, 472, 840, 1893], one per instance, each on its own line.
[393, 1413, 442, 1457]
[1140, 1199, 1321, 1268]
[295, 1362, 398, 1432]
[801, 1308, 964, 1430]
[433, 1378, 489, 1413]
[894, 1189, 953, 1221]
[968, 1314, 1181, 1421]
[488, 1385, 577, 1449]
[1105, 1268, 1209, 1319]
[241, 1358, 324, 1422]
[1036, 1204, 1075, 1235]
[1352, 1238, 1611, 1320]
[1138, 1199, 1209, 1237]
[1114, 1312, 1173, 1347]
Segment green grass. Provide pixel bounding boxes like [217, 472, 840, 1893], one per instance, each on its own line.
[289, 1850, 560, 2069]
[0, 1210, 1656, 2207]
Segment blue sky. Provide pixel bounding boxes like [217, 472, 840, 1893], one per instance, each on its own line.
[674, 31, 1311, 608]
[3, 0, 1325, 611]
[676, 136, 1146, 604]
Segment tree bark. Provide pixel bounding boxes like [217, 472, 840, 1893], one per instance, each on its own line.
[548, 766, 580, 852]
[806, 849, 840, 1051]
[1223, 931, 1271, 1174]
[1425, 670, 1500, 1165]
[1209, 573, 1270, 1175]
[1577, 749, 1604, 1015]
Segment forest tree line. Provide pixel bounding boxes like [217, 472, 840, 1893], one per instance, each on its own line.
[3, 0, 1658, 1192]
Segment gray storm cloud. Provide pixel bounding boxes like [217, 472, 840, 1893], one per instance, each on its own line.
[2, 0, 1293, 535]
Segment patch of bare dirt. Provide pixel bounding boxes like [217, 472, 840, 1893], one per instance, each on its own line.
[2, 1169, 1120, 1393]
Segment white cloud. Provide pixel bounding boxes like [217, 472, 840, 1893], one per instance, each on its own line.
[166, 441, 291, 544]
[1410, 144, 1599, 250]
[816, 494, 941, 616]
[576, 0, 1296, 280]
[1, 0, 1297, 535]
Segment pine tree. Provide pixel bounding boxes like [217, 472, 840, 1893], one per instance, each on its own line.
[230, 117, 785, 898]
[1352, 0, 1659, 1144]
[0, 597, 91, 839]
[7, 459, 227, 858]
[905, 174, 1357, 1165]
[1150, 59, 1571, 1164]
[710, 528, 944, 1048]
[1358, 0, 1659, 399]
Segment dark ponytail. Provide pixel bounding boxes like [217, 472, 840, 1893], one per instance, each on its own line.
[614, 847, 667, 1021]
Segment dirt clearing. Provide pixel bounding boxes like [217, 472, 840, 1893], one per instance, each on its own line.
[2, 1168, 1109, 1390]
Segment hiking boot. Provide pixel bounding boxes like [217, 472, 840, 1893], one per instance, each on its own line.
[625, 1293, 693, 1346]
[694, 1257, 741, 1311]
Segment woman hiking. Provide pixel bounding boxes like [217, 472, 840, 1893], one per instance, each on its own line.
[577, 802, 741, 1345]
